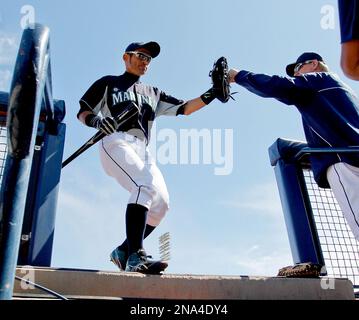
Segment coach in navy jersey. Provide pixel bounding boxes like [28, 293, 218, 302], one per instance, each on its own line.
[77, 41, 220, 273]
[228, 52, 359, 241]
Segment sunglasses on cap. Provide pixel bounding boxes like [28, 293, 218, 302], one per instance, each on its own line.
[126, 51, 152, 63]
[294, 60, 314, 73]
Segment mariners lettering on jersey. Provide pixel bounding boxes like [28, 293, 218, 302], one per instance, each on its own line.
[112, 90, 156, 111]
[79, 73, 184, 144]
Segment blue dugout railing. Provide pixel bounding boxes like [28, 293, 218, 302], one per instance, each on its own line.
[0, 24, 66, 300]
[269, 138, 359, 287]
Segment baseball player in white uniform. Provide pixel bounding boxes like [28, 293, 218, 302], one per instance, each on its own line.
[77, 41, 221, 273]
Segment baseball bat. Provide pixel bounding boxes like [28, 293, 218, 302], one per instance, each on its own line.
[62, 104, 139, 169]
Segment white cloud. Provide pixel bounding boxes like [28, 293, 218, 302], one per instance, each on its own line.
[0, 33, 17, 65]
[234, 245, 292, 276]
[219, 182, 283, 218]
[56, 171, 129, 232]
[165, 239, 292, 276]
[52, 170, 130, 270]
[0, 69, 12, 91]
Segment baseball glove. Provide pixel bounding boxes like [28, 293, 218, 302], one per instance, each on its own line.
[209, 56, 234, 103]
[277, 262, 322, 278]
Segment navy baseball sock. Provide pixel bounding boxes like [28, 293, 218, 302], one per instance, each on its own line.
[125, 203, 149, 255]
[118, 224, 156, 256]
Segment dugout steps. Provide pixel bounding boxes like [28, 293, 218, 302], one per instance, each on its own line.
[13, 266, 355, 300]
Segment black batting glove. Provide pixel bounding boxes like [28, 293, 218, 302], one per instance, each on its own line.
[96, 117, 118, 135]
[85, 114, 118, 135]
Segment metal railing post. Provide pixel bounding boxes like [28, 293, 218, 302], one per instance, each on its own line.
[0, 24, 50, 300]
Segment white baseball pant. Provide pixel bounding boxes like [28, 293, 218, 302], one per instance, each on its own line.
[99, 131, 169, 226]
[327, 162, 359, 241]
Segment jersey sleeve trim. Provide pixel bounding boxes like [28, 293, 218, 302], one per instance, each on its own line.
[155, 91, 184, 117]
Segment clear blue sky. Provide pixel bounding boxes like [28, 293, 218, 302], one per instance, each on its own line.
[2, 0, 358, 276]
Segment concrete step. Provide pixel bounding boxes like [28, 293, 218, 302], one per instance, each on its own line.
[13, 266, 355, 300]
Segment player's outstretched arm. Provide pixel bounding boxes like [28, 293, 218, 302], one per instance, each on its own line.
[181, 94, 212, 116]
[181, 83, 230, 116]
